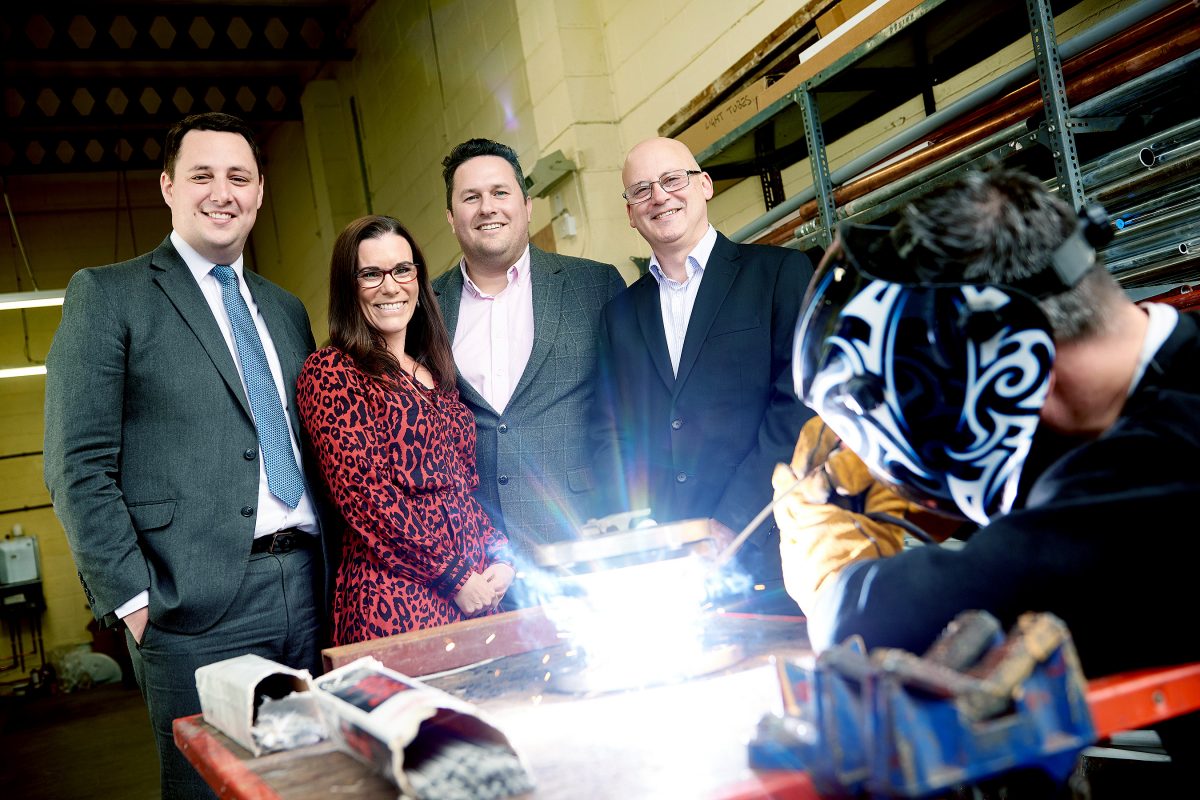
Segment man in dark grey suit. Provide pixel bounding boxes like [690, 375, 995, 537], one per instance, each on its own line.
[44, 112, 326, 799]
[433, 139, 625, 605]
[591, 137, 814, 610]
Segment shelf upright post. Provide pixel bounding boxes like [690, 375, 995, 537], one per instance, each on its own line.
[796, 83, 836, 249]
[1028, 0, 1085, 209]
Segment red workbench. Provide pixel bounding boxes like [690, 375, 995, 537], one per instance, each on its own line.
[174, 609, 1200, 799]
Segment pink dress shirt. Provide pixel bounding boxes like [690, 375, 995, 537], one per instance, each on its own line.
[451, 246, 535, 413]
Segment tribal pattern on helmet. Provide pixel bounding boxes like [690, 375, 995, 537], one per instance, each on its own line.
[794, 228, 1055, 525]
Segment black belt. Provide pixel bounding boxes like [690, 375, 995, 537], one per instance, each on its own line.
[251, 529, 313, 555]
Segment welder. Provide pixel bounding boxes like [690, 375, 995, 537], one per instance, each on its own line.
[780, 165, 1200, 691]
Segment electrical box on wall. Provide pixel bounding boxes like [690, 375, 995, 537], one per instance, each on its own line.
[0, 536, 39, 584]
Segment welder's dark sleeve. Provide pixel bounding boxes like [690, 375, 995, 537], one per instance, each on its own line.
[803, 414, 1200, 678]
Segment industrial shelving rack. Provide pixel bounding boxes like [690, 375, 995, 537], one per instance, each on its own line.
[697, 0, 1200, 302]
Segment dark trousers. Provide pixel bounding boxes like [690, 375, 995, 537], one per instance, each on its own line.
[126, 547, 321, 799]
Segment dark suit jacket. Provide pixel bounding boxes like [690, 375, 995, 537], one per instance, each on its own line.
[43, 236, 324, 634]
[432, 245, 625, 553]
[591, 232, 814, 542]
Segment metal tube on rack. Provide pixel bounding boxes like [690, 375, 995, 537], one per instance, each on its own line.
[1090, 153, 1200, 207]
[1081, 116, 1200, 189]
[1103, 220, 1200, 266]
[1141, 135, 1200, 170]
[1109, 250, 1200, 287]
[1109, 196, 1200, 242]
[1108, 248, 1199, 280]
[800, 57, 1200, 252]
[778, 32, 1200, 243]
[1106, 181, 1200, 234]
[837, 124, 1030, 220]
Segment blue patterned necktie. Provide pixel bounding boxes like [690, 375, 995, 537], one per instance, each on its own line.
[211, 265, 305, 509]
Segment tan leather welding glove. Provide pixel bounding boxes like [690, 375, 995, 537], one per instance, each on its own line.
[772, 417, 912, 613]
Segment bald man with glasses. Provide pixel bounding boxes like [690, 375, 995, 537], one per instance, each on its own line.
[590, 137, 814, 610]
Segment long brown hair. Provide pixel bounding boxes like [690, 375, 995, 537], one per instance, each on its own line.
[327, 215, 456, 388]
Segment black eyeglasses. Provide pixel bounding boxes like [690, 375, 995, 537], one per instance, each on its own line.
[622, 169, 702, 205]
[356, 263, 419, 288]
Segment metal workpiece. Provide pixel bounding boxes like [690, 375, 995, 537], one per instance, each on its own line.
[922, 609, 1003, 672]
[532, 517, 719, 572]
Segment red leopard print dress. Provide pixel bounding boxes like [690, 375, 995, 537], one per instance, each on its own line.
[297, 347, 512, 645]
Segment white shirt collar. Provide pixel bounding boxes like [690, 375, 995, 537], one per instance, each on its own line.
[171, 230, 245, 283]
[648, 225, 718, 286]
[1130, 302, 1179, 394]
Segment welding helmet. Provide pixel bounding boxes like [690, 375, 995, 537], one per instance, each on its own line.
[792, 223, 1055, 525]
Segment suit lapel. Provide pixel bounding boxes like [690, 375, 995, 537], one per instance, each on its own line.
[435, 264, 497, 416]
[510, 246, 563, 405]
[674, 233, 739, 395]
[149, 239, 253, 421]
[438, 265, 464, 338]
[628, 276, 673, 390]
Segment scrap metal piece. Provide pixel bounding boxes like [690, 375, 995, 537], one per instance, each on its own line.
[923, 610, 1004, 672]
[534, 518, 720, 573]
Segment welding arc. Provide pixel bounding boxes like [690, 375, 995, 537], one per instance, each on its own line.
[711, 475, 804, 571]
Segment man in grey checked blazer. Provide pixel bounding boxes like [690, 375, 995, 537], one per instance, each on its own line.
[434, 139, 625, 605]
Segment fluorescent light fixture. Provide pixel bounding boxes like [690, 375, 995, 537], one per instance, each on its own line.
[0, 365, 47, 379]
[0, 289, 66, 311]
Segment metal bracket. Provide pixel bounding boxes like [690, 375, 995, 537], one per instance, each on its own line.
[796, 84, 836, 249]
[755, 122, 786, 211]
[1066, 116, 1126, 133]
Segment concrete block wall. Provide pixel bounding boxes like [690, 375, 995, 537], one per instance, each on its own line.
[253, 120, 334, 346]
[306, 0, 817, 282]
[336, 0, 542, 276]
[0, 170, 168, 659]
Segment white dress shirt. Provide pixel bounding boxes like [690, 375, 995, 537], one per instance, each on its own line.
[115, 232, 318, 620]
[1130, 302, 1179, 394]
[648, 225, 719, 376]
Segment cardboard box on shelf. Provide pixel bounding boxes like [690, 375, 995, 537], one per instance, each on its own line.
[759, 0, 924, 111]
[816, 0, 878, 37]
[676, 77, 770, 157]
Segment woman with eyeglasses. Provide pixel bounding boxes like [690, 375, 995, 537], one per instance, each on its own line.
[297, 215, 514, 645]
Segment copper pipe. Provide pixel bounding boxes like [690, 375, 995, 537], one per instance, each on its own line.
[1143, 283, 1200, 310]
[753, 3, 1200, 247]
[932, 2, 1196, 142]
